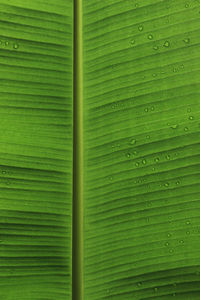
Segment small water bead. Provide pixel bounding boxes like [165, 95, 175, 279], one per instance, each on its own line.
[151, 106, 155, 111]
[135, 162, 140, 167]
[135, 3, 139, 8]
[179, 240, 184, 244]
[5, 41, 9, 46]
[185, 3, 189, 8]
[164, 182, 169, 187]
[172, 293, 176, 297]
[165, 242, 169, 246]
[187, 107, 191, 113]
[154, 287, 158, 292]
[166, 154, 170, 160]
[138, 25, 144, 31]
[126, 153, 131, 158]
[155, 157, 159, 162]
[148, 34, 153, 40]
[2, 170, 6, 175]
[186, 231, 190, 235]
[184, 127, 189, 131]
[152, 73, 157, 77]
[130, 138, 136, 145]
[142, 159, 147, 165]
[144, 108, 148, 112]
[183, 38, 190, 44]
[137, 282, 142, 287]
[186, 220, 190, 225]
[146, 135, 150, 139]
[163, 40, 170, 48]
[133, 150, 137, 155]
[171, 124, 178, 129]
[176, 181, 180, 185]
[153, 45, 159, 50]
[13, 43, 19, 50]
[167, 233, 171, 237]
[152, 167, 155, 171]
[169, 249, 174, 253]
[189, 116, 194, 120]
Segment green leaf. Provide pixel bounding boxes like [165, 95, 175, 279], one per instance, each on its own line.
[1, 0, 200, 299]
[0, 0, 73, 299]
[82, 0, 200, 299]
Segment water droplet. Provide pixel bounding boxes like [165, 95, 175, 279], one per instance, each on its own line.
[152, 73, 157, 77]
[137, 282, 142, 287]
[126, 153, 131, 158]
[130, 138, 136, 145]
[153, 45, 159, 50]
[186, 231, 190, 235]
[138, 25, 143, 31]
[183, 38, 190, 44]
[180, 64, 184, 69]
[185, 3, 189, 8]
[187, 107, 191, 113]
[167, 233, 171, 237]
[135, 3, 139, 8]
[152, 167, 155, 171]
[163, 40, 170, 47]
[155, 157, 159, 162]
[142, 159, 146, 165]
[184, 127, 189, 131]
[151, 106, 155, 111]
[135, 162, 139, 167]
[154, 287, 158, 292]
[176, 181, 180, 185]
[165, 242, 169, 246]
[171, 124, 178, 129]
[133, 150, 137, 155]
[164, 182, 169, 187]
[169, 249, 174, 253]
[189, 116, 194, 120]
[186, 220, 190, 225]
[144, 108, 148, 112]
[166, 154, 170, 160]
[109, 176, 113, 181]
[130, 39, 135, 45]
[13, 43, 19, 49]
[148, 34, 153, 40]
[173, 67, 178, 73]
[179, 240, 184, 244]
[2, 170, 6, 175]
[5, 41, 9, 46]
[146, 135, 150, 139]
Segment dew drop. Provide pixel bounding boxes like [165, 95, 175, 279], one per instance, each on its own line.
[169, 249, 174, 253]
[146, 135, 150, 139]
[183, 38, 190, 44]
[166, 154, 170, 160]
[135, 162, 139, 167]
[186, 231, 190, 235]
[154, 157, 159, 162]
[176, 181, 180, 185]
[153, 45, 159, 50]
[184, 127, 189, 131]
[152, 73, 157, 77]
[179, 240, 184, 244]
[165, 242, 169, 246]
[5, 41, 9, 46]
[152, 167, 155, 171]
[189, 116, 194, 120]
[137, 282, 142, 287]
[130, 138, 136, 145]
[133, 150, 137, 155]
[138, 25, 143, 31]
[186, 220, 190, 225]
[185, 3, 189, 8]
[171, 124, 178, 129]
[167, 233, 171, 237]
[126, 153, 131, 158]
[163, 40, 170, 48]
[164, 182, 169, 187]
[13, 43, 19, 49]
[144, 108, 148, 112]
[154, 287, 158, 292]
[130, 39, 135, 45]
[148, 34, 153, 40]
[187, 107, 191, 113]
[142, 159, 146, 165]
[2, 170, 6, 175]
[151, 106, 155, 111]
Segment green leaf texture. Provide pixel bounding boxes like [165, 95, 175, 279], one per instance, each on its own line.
[0, 0, 73, 299]
[83, 1, 200, 299]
